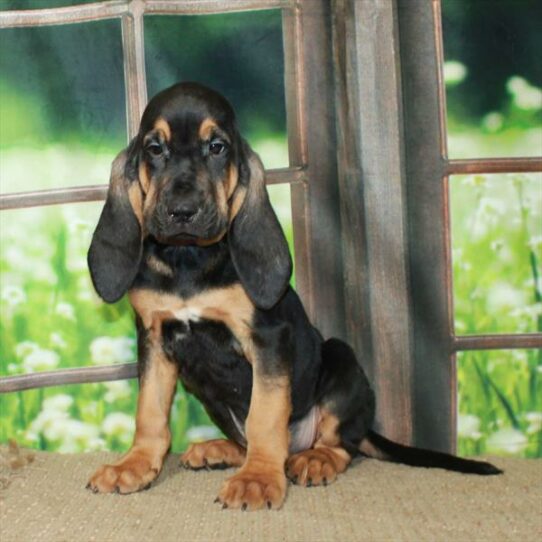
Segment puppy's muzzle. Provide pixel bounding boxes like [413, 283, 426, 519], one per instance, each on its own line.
[166, 201, 200, 224]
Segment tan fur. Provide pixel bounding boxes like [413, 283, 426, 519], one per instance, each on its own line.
[225, 164, 238, 199]
[142, 181, 159, 220]
[245, 376, 291, 463]
[180, 439, 246, 469]
[195, 230, 228, 247]
[215, 178, 228, 218]
[286, 407, 351, 487]
[315, 407, 342, 447]
[228, 186, 247, 222]
[154, 117, 171, 142]
[128, 182, 144, 226]
[198, 117, 218, 140]
[147, 255, 174, 278]
[87, 346, 178, 494]
[138, 162, 151, 194]
[218, 375, 291, 510]
[128, 284, 255, 350]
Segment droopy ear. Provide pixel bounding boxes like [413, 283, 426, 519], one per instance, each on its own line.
[87, 141, 143, 303]
[229, 141, 292, 310]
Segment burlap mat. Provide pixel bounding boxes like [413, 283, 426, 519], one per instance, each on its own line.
[0, 449, 540, 542]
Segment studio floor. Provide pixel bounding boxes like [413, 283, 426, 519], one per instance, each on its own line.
[1, 447, 541, 542]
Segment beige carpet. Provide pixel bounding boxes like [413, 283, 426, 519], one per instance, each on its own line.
[1, 448, 541, 542]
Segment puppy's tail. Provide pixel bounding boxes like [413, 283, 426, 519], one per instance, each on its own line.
[360, 430, 502, 475]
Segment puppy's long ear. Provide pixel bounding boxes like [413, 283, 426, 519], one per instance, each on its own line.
[88, 141, 143, 303]
[229, 142, 292, 309]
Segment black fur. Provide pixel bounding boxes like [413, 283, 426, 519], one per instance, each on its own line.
[228, 140, 292, 310]
[87, 150, 142, 303]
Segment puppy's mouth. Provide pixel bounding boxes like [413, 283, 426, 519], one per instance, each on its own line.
[154, 232, 200, 246]
[150, 226, 228, 247]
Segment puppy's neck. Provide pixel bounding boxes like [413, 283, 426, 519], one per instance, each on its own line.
[133, 237, 238, 297]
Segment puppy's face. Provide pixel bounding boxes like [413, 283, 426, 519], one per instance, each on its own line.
[133, 83, 242, 245]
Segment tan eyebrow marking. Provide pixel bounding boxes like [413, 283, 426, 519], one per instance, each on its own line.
[199, 118, 218, 140]
[153, 117, 171, 141]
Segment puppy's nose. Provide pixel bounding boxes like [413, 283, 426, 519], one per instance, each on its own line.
[167, 203, 198, 223]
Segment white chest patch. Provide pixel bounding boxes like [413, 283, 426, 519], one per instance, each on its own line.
[173, 307, 202, 323]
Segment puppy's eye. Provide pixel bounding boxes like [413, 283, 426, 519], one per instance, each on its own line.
[209, 141, 226, 156]
[146, 142, 163, 157]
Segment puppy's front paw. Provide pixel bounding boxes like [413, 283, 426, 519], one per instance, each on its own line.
[87, 451, 159, 494]
[216, 464, 287, 511]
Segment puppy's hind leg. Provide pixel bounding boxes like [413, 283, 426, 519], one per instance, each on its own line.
[287, 338, 376, 487]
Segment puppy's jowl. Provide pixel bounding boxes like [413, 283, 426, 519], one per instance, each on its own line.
[86, 83, 501, 510]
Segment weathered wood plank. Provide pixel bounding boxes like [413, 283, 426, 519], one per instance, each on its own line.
[397, 0, 455, 453]
[332, 0, 414, 445]
[283, 1, 346, 340]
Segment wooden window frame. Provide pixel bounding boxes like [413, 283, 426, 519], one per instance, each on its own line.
[1, 0, 541, 454]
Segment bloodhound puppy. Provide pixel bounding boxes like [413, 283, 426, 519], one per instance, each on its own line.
[86, 82, 501, 510]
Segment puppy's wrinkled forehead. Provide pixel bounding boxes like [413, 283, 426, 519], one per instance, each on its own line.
[139, 83, 236, 144]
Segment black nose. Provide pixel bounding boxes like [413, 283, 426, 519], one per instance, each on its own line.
[167, 203, 198, 223]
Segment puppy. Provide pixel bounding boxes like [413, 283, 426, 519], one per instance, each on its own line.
[86, 82, 501, 510]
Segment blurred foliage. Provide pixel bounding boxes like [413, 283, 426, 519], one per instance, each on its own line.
[0, 2, 284, 145]
[442, 0, 542, 121]
[0, 1, 540, 458]
[458, 349, 541, 458]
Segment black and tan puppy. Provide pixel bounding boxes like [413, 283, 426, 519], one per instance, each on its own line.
[86, 82, 501, 510]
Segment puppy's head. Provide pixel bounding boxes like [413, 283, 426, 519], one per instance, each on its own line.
[88, 82, 292, 309]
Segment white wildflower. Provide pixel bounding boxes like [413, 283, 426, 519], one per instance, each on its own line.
[90, 336, 135, 366]
[525, 412, 542, 435]
[455, 319, 467, 333]
[486, 427, 528, 455]
[67, 218, 92, 237]
[56, 302, 76, 321]
[482, 111, 504, 132]
[487, 282, 527, 313]
[56, 420, 101, 453]
[457, 414, 481, 440]
[507, 76, 542, 111]
[76, 275, 94, 302]
[102, 412, 135, 443]
[22, 348, 60, 373]
[462, 174, 487, 188]
[444, 60, 467, 86]
[1, 285, 27, 308]
[510, 350, 528, 366]
[27, 405, 71, 443]
[42, 394, 73, 412]
[15, 341, 39, 359]
[509, 303, 542, 328]
[528, 235, 542, 251]
[478, 196, 506, 218]
[103, 381, 132, 403]
[50, 332, 67, 349]
[81, 401, 99, 419]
